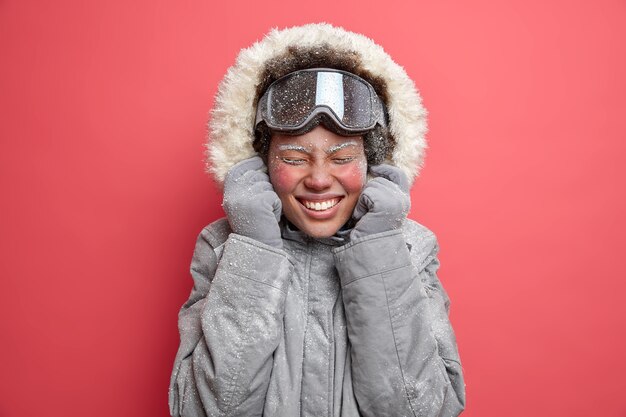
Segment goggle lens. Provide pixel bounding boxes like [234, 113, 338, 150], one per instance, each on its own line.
[267, 72, 317, 126]
[341, 74, 374, 127]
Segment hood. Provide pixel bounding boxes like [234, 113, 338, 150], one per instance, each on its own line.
[207, 23, 428, 186]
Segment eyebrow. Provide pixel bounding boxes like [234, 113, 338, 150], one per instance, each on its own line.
[326, 141, 358, 154]
[277, 144, 311, 153]
[276, 141, 359, 154]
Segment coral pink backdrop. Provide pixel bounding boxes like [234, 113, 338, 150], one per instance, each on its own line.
[1, 1, 625, 416]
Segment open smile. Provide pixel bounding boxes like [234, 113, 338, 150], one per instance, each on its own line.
[296, 196, 344, 219]
[299, 197, 341, 211]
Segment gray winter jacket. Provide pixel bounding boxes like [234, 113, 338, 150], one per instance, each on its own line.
[169, 218, 465, 416]
[170, 23, 465, 416]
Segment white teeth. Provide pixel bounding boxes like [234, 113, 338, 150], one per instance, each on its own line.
[303, 199, 338, 211]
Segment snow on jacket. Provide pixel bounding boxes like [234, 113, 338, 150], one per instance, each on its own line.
[169, 219, 464, 416]
[169, 23, 466, 416]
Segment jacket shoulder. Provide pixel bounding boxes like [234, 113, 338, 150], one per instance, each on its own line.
[199, 217, 232, 249]
[401, 219, 439, 269]
[402, 218, 437, 244]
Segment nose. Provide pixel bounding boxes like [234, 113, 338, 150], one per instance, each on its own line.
[303, 163, 333, 191]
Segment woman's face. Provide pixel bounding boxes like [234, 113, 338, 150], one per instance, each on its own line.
[268, 125, 367, 238]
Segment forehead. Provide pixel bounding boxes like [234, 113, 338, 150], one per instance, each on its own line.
[270, 126, 364, 151]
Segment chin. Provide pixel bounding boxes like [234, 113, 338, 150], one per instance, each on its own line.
[283, 200, 354, 239]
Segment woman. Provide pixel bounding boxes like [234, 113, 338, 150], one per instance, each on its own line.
[169, 24, 465, 417]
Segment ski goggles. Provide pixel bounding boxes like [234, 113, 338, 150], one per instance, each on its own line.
[255, 68, 387, 136]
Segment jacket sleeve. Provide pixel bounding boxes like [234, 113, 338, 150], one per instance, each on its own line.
[169, 226, 292, 417]
[333, 228, 465, 417]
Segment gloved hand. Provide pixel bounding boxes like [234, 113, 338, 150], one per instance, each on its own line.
[350, 164, 411, 240]
[222, 156, 283, 248]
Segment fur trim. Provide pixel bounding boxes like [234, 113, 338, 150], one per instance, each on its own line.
[207, 23, 428, 186]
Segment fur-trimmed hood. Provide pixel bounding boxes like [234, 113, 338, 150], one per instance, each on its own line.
[207, 23, 428, 186]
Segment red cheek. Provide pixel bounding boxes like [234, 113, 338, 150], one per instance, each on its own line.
[334, 162, 367, 192]
[269, 163, 296, 193]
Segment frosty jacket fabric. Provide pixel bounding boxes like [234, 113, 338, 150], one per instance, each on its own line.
[169, 218, 465, 416]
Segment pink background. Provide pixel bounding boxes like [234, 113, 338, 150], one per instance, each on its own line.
[2, 1, 625, 416]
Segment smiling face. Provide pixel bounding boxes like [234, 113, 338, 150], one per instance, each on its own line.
[268, 125, 368, 238]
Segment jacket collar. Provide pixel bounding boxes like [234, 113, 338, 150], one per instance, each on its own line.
[280, 218, 351, 247]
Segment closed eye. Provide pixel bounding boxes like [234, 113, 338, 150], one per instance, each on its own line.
[281, 157, 306, 165]
[333, 157, 355, 164]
